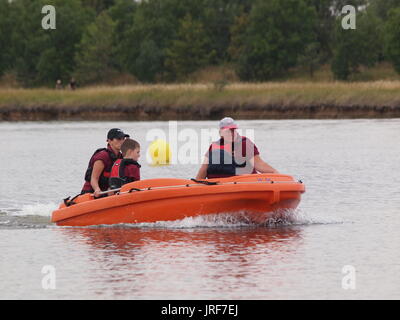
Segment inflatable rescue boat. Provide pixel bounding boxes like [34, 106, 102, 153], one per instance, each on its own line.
[51, 174, 305, 227]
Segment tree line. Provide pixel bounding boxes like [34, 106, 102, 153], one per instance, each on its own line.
[1, 0, 400, 87]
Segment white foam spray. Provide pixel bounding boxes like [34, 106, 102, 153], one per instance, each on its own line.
[87, 208, 343, 230]
[11, 202, 58, 217]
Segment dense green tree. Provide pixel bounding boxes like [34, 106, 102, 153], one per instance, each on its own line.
[165, 14, 212, 80]
[10, 0, 94, 86]
[0, 0, 14, 75]
[1, 0, 397, 85]
[232, 0, 317, 81]
[9, 0, 47, 85]
[74, 12, 116, 84]
[330, 0, 368, 15]
[331, 11, 381, 80]
[297, 42, 323, 78]
[119, 0, 176, 81]
[38, 0, 95, 85]
[134, 40, 163, 82]
[228, 12, 250, 62]
[305, 0, 336, 63]
[311, 0, 333, 55]
[201, 0, 254, 64]
[108, 0, 138, 72]
[84, 0, 116, 14]
[304, 0, 369, 63]
[370, 0, 400, 20]
[368, 0, 400, 62]
[119, 0, 204, 81]
[384, 7, 400, 74]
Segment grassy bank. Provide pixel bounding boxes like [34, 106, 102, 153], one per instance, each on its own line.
[1, 81, 400, 121]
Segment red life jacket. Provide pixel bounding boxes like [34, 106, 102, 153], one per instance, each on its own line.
[109, 159, 141, 189]
[206, 140, 246, 179]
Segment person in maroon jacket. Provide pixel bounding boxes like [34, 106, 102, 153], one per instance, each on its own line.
[109, 138, 141, 191]
[196, 117, 278, 179]
[81, 128, 129, 197]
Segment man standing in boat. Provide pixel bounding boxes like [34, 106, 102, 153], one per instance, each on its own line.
[81, 128, 130, 197]
[196, 117, 278, 179]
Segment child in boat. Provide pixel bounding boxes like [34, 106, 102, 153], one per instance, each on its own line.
[109, 138, 141, 190]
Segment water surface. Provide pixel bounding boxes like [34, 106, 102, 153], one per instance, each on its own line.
[0, 119, 399, 299]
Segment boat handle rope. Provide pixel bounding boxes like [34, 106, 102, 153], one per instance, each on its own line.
[63, 193, 81, 207]
[114, 180, 303, 195]
[113, 180, 303, 193]
[190, 178, 219, 186]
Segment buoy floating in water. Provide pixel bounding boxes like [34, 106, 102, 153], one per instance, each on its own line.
[148, 139, 172, 166]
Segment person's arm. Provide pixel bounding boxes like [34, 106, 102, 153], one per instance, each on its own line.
[91, 160, 105, 197]
[195, 156, 209, 179]
[252, 155, 279, 173]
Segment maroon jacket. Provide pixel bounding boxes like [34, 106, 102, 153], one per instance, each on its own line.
[81, 145, 122, 193]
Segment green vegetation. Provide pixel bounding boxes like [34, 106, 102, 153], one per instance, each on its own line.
[331, 11, 381, 80]
[2, 81, 400, 110]
[385, 8, 400, 74]
[74, 12, 117, 84]
[231, 0, 317, 81]
[165, 14, 212, 80]
[2, 0, 400, 87]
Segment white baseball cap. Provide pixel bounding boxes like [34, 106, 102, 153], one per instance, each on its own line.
[219, 117, 238, 130]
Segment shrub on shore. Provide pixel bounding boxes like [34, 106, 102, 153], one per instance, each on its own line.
[1, 81, 400, 111]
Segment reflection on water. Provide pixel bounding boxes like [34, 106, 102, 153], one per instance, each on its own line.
[63, 226, 302, 255]
[55, 227, 303, 299]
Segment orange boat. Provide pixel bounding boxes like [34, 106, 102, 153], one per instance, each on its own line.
[51, 174, 305, 227]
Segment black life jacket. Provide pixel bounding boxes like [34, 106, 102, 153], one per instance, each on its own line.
[206, 140, 246, 178]
[84, 148, 120, 190]
[109, 159, 141, 190]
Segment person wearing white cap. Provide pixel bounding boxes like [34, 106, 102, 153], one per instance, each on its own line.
[196, 117, 278, 179]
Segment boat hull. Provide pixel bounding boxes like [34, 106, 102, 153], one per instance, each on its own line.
[52, 174, 305, 227]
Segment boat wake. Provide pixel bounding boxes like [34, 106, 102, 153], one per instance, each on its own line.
[14, 202, 58, 217]
[0, 202, 343, 229]
[88, 208, 342, 230]
[0, 202, 56, 229]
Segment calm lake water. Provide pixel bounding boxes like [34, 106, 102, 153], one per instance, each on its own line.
[0, 119, 399, 299]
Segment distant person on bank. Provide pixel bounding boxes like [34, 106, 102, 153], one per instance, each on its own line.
[81, 128, 130, 197]
[196, 117, 278, 179]
[55, 79, 63, 90]
[69, 77, 77, 90]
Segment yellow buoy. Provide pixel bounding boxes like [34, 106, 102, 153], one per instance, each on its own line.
[148, 139, 171, 166]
